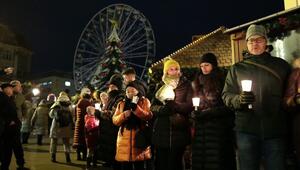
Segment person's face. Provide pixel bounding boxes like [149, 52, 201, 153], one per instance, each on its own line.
[3, 87, 13, 97]
[100, 94, 108, 104]
[126, 86, 138, 99]
[247, 35, 267, 55]
[108, 84, 118, 92]
[13, 84, 22, 93]
[123, 74, 135, 85]
[167, 66, 180, 76]
[200, 62, 213, 75]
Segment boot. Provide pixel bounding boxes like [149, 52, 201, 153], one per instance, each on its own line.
[86, 157, 92, 168]
[51, 153, 56, 162]
[65, 153, 71, 163]
[77, 150, 82, 160]
[92, 155, 97, 167]
[82, 149, 87, 161]
[37, 135, 43, 145]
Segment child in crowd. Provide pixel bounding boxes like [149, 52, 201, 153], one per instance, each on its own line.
[85, 106, 100, 169]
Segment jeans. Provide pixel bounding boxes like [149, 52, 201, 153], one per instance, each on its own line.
[237, 132, 286, 170]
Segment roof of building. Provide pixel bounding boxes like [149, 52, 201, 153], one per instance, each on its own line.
[224, 6, 300, 33]
[151, 26, 227, 68]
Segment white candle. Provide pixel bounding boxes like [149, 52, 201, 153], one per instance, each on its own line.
[241, 80, 253, 109]
[192, 97, 200, 111]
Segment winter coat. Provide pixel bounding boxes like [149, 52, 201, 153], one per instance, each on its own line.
[31, 103, 49, 135]
[49, 102, 73, 138]
[113, 97, 152, 162]
[13, 93, 27, 121]
[20, 100, 34, 133]
[191, 69, 236, 170]
[151, 76, 193, 148]
[0, 92, 20, 136]
[96, 90, 124, 162]
[222, 52, 291, 138]
[73, 98, 92, 147]
[84, 114, 99, 148]
[284, 68, 300, 158]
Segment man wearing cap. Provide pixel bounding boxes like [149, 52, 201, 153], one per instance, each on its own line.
[0, 83, 28, 170]
[10, 80, 27, 122]
[96, 74, 124, 169]
[222, 24, 291, 170]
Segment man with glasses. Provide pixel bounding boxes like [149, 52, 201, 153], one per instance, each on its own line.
[222, 24, 291, 170]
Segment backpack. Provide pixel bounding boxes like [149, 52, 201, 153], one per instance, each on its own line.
[56, 108, 72, 128]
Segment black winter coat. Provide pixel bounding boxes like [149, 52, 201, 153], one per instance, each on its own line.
[96, 89, 124, 163]
[151, 76, 193, 148]
[192, 69, 236, 170]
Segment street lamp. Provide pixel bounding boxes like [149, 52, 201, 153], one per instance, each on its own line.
[32, 88, 40, 96]
[241, 80, 253, 109]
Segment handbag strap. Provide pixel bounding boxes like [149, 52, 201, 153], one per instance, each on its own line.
[244, 60, 282, 83]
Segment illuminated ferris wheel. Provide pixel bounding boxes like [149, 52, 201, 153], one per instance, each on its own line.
[73, 4, 156, 90]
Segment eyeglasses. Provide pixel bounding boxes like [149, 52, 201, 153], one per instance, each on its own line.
[247, 37, 266, 44]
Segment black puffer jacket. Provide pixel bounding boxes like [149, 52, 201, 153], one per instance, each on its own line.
[192, 69, 236, 170]
[96, 89, 124, 163]
[151, 76, 193, 148]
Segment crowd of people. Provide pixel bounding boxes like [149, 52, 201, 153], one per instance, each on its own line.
[1, 24, 300, 170]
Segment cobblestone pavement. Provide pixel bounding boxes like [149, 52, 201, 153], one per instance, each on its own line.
[8, 136, 112, 170]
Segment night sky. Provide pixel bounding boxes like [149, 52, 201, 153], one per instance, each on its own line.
[0, 0, 284, 74]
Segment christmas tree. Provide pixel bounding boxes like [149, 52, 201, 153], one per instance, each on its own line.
[90, 20, 126, 90]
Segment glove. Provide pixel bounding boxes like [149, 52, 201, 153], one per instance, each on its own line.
[165, 100, 178, 112]
[239, 91, 255, 104]
[129, 102, 137, 110]
[190, 110, 201, 120]
[294, 93, 300, 105]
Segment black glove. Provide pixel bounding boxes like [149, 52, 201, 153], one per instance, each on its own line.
[294, 93, 300, 105]
[129, 102, 137, 110]
[239, 91, 255, 104]
[165, 100, 178, 112]
[190, 110, 200, 120]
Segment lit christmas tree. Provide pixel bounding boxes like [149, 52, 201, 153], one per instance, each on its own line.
[90, 20, 126, 90]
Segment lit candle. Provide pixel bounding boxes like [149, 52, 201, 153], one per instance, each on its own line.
[95, 103, 101, 111]
[192, 97, 200, 111]
[241, 80, 253, 109]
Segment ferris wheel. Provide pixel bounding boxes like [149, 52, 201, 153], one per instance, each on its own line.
[73, 4, 156, 90]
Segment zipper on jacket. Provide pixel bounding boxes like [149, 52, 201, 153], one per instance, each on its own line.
[170, 120, 172, 150]
[130, 128, 133, 161]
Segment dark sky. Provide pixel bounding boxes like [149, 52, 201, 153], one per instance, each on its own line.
[0, 0, 284, 74]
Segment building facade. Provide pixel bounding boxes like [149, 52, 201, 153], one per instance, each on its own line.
[0, 24, 32, 80]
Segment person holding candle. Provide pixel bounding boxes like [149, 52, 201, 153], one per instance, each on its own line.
[222, 24, 291, 170]
[191, 53, 236, 170]
[151, 58, 193, 170]
[284, 57, 300, 169]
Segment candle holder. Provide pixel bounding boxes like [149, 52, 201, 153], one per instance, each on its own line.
[241, 80, 253, 109]
[192, 97, 200, 111]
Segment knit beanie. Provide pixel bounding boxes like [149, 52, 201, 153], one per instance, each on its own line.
[199, 53, 218, 67]
[246, 24, 267, 40]
[108, 74, 123, 90]
[126, 80, 144, 96]
[163, 58, 180, 74]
